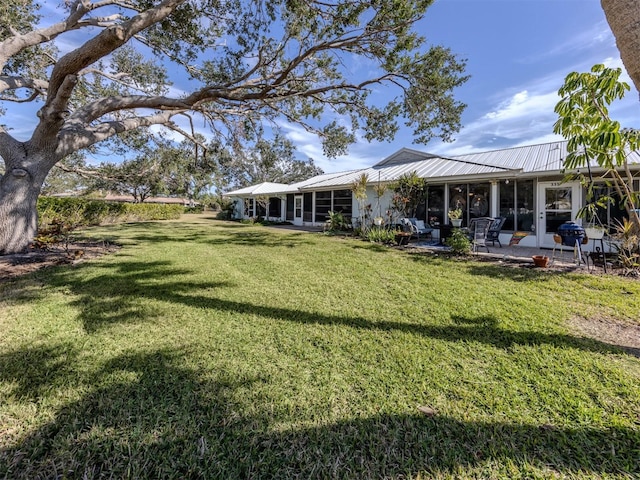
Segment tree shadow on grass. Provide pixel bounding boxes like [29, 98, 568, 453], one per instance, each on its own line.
[0, 342, 80, 399]
[349, 241, 397, 253]
[167, 294, 619, 355]
[108, 221, 296, 246]
[1, 345, 638, 479]
[42, 256, 624, 355]
[198, 231, 314, 248]
[124, 229, 311, 247]
[44, 260, 234, 333]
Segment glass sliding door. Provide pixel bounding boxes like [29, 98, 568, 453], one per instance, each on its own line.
[537, 181, 580, 247]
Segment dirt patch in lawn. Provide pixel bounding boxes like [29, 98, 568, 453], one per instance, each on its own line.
[569, 315, 640, 358]
[0, 240, 120, 283]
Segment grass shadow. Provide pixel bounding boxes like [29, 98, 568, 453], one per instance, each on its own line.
[0, 342, 80, 399]
[168, 296, 617, 355]
[45, 260, 234, 333]
[196, 230, 314, 248]
[408, 250, 579, 283]
[1, 345, 637, 479]
[129, 221, 317, 248]
[36, 255, 627, 354]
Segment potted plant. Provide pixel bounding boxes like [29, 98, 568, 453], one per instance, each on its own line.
[532, 255, 549, 268]
[448, 208, 463, 227]
[583, 223, 606, 240]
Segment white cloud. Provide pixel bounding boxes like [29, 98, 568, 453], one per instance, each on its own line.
[429, 51, 640, 157]
[428, 86, 562, 155]
[279, 122, 377, 173]
[519, 21, 613, 64]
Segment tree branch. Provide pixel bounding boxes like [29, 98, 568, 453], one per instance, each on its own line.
[57, 110, 180, 156]
[0, 0, 91, 69]
[0, 75, 49, 97]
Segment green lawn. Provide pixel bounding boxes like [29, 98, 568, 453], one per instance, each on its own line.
[1, 215, 639, 479]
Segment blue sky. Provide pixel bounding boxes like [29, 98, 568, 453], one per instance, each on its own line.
[5, 0, 639, 175]
[300, 0, 640, 173]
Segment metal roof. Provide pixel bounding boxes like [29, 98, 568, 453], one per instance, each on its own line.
[450, 141, 567, 173]
[295, 148, 516, 190]
[225, 141, 640, 196]
[288, 170, 360, 189]
[451, 141, 640, 173]
[225, 182, 295, 196]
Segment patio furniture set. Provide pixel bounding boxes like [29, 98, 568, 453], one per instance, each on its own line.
[402, 216, 507, 253]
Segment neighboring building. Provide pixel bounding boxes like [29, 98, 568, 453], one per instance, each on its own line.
[225, 141, 640, 249]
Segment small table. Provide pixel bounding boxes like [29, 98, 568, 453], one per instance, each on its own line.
[586, 237, 608, 273]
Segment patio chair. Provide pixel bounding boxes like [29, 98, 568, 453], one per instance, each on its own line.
[402, 218, 433, 240]
[467, 217, 492, 253]
[487, 216, 506, 247]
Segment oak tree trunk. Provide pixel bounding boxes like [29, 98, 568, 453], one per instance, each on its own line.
[0, 157, 51, 254]
[601, 0, 640, 94]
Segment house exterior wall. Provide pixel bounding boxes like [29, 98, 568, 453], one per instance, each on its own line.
[225, 141, 639, 251]
[351, 186, 394, 227]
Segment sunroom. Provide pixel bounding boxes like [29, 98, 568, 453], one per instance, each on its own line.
[225, 141, 640, 249]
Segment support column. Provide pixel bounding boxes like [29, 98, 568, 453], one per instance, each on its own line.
[490, 181, 499, 218]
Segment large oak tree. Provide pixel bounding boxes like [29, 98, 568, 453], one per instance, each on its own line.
[0, 0, 468, 254]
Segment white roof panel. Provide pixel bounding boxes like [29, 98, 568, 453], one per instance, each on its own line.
[450, 140, 640, 173]
[225, 182, 295, 196]
[297, 155, 514, 190]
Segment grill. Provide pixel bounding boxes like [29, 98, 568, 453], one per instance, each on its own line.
[557, 221, 586, 246]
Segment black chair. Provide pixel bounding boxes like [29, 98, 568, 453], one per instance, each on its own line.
[487, 216, 506, 247]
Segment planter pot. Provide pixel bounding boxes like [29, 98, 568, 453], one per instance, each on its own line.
[395, 233, 411, 246]
[584, 227, 605, 240]
[450, 219, 462, 227]
[532, 255, 549, 268]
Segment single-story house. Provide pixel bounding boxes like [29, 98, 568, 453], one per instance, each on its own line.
[225, 141, 640, 249]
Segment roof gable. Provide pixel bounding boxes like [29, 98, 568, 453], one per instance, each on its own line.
[373, 148, 440, 167]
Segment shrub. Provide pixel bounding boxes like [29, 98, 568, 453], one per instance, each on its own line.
[37, 197, 183, 231]
[324, 210, 351, 232]
[366, 227, 396, 244]
[611, 218, 640, 275]
[444, 228, 471, 254]
[184, 205, 204, 214]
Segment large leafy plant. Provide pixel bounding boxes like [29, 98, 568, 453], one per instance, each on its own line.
[553, 64, 640, 235]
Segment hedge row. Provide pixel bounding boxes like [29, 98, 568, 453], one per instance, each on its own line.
[37, 197, 184, 229]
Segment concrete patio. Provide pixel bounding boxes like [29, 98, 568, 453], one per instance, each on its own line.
[411, 240, 591, 269]
[269, 223, 609, 271]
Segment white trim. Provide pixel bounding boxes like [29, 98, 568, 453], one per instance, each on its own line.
[536, 181, 582, 248]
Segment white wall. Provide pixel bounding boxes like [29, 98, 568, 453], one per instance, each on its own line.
[351, 186, 395, 226]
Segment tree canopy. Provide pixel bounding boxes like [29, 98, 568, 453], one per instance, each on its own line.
[91, 137, 224, 202]
[221, 134, 324, 190]
[0, 0, 468, 253]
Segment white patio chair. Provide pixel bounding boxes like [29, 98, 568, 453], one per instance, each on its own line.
[468, 217, 492, 253]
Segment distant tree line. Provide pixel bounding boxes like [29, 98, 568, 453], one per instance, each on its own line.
[43, 134, 323, 206]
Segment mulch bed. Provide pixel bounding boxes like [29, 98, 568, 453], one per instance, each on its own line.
[0, 241, 120, 282]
